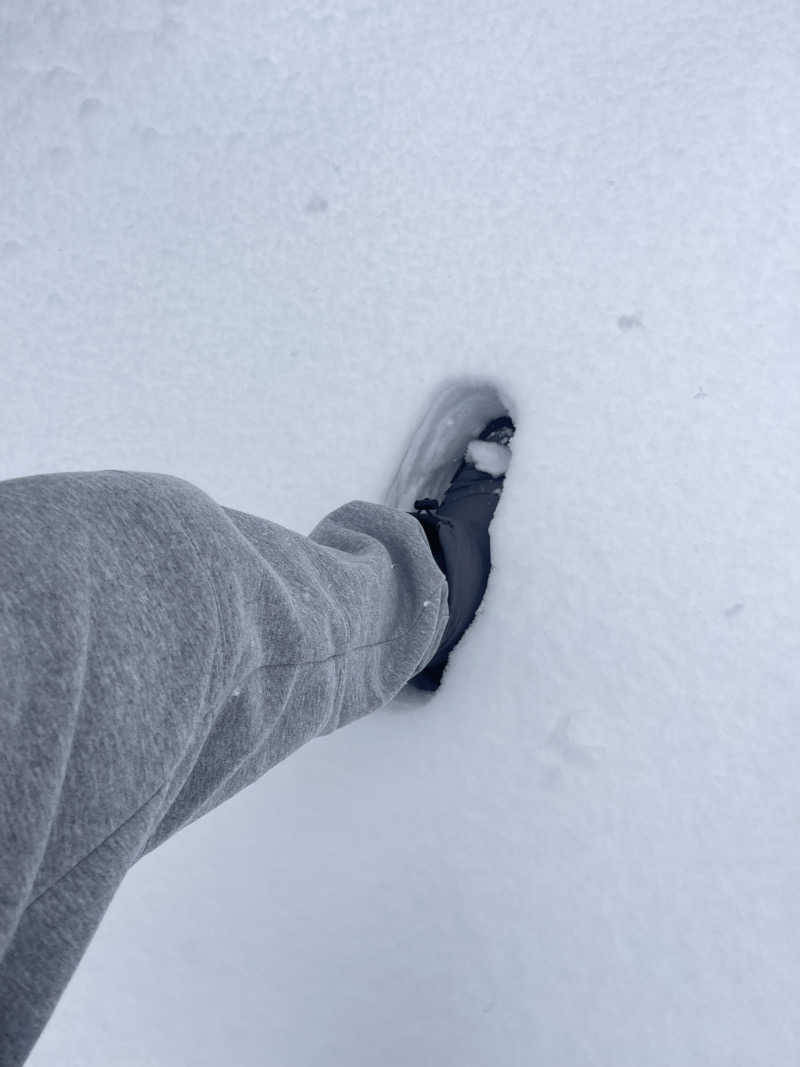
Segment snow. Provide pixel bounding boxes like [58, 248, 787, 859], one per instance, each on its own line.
[2, 1, 799, 1064]
[465, 439, 512, 478]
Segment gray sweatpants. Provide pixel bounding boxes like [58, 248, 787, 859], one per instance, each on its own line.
[0, 469, 449, 1065]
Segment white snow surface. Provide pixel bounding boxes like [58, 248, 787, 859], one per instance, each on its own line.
[2, 2, 799, 1065]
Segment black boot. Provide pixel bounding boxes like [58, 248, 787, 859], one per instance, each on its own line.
[406, 415, 515, 691]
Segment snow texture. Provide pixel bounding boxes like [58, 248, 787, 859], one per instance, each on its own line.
[466, 439, 512, 478]
[2, 1, 799, 1065]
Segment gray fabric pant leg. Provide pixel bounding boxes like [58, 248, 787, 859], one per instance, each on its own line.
[0, 469, 449, 1066]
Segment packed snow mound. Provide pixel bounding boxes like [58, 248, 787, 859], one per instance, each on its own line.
[465, 439, 511, 477]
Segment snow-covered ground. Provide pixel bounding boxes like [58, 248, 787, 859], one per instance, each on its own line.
[2, 1, 800, 1064]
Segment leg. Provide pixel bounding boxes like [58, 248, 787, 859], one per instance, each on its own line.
[0, 469, 449, 1065]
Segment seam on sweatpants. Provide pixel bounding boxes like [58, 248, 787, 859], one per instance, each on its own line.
[24, 782, 167, 910]
[257, 586, 445, 671]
